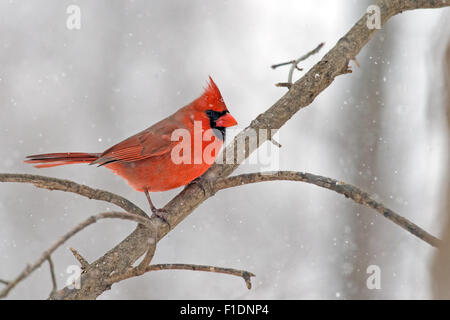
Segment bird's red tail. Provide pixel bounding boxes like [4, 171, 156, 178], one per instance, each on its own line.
[24, 152, 101, 168]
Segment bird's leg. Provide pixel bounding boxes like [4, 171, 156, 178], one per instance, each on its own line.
[144, 189, 157, 212]
[144, 189, 170, 229]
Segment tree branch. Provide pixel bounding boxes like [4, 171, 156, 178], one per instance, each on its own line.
[47, 257, 57, 295]
[272, 42, 325, 88]
[69, 248, 90, 271]
[0, 173, 148, 218]
[0, 211, 156, 298]
[215, 171, 441, 248]
[108, 263, 255, 290]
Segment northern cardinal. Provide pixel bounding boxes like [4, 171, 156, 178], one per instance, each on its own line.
[25, 77, 237, 221]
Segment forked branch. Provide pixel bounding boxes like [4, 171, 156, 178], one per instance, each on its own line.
[0, 211, 157, 298]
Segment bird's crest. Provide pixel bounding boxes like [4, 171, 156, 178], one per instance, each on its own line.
[196, 76, 227, 112]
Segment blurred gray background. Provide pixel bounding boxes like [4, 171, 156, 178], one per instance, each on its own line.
[0, 0, 449, 299]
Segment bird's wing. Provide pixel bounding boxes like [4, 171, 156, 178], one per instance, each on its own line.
[92, 120, 184, 166]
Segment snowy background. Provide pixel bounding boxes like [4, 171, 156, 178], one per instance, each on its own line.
[0, 0, 449, 299]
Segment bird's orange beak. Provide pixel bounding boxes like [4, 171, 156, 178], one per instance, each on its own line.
[216, 113, 237, 128]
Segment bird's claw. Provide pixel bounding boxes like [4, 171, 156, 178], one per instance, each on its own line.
[188, 177, 206, 196]
[187, 176, 215, 196]
[152, 208, 171, 229]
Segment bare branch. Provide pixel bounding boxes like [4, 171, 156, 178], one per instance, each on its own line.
[0, 173, 148, 218]
[215, 171, 441, 248]
[272, 42, 325, 88]
[271, 59, 296, 69]
[109, 263, 255, 290]
[0, 211, 156, 299]
[137, 240, 157, 272]
[69, 248, 90, 271]
[47, 257, 57, 295]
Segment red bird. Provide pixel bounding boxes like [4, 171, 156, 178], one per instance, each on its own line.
[25, 77, 237, 221]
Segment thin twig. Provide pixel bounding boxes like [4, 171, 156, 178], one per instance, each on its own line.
[272, 42, 325, 88]
[215, 171, 441, 247]
[270, 138, 282, 148]
[109, 263, 255, 290]
[47, 257, 57, 295]
[0, 211, 156, 299]
[0, 173, 148, 218]
[271, 60, 296, 69]
[137, 240, 157, 272]
[0, 280, 9, 285]
[69, 248, 90, 271]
